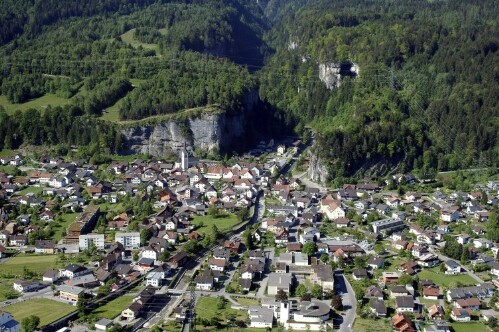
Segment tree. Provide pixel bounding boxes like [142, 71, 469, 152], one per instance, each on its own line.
[397, 274, 413, 286]
[159, 250, 171, 262]
[311, 285, 323, 299]
[460, 245, 471, 264]
[301, 293, 312, 301]
[208, 205, 220, 218]
[77, 297, 88, 317]
[275, 289, 288, 302]
[21, 315, 40, 332]
[295, 284, 308, 298]
[211, 224, 220, 240]
[487, 316, 497, 328]
[236, 208, 249, 222]
[243, 230, 254, 250]
[320, 253, 329, 264]
[302, 242, 318, 256]
[140, 228, 151, 246]
[132, 250, 139, 262]
[331, 294, 343, 310]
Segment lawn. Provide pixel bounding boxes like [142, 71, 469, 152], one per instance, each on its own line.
[91, 295, 133, 319]
[1, 254, 59, 276]
[52, 213, 79, 241]
[353, 317, 392, 332]
[419, 298, 440, 308]
[0, 94, 70, 114]
[15, 185, 45, 196]
[192, 214, 241, 236]
[418, 268, 476, 287]
[450, 322, 489, 332]
[3, 298, 76, 326]
[195, 296, 248, 330]
[231, 296, 260, 306]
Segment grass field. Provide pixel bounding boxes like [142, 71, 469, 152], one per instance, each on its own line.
[101, 79, 146, 122]
[0, 94, 70, 114]
[91, 295, 133, 319]
[120, 29, 159, 51]
[450, 322, 489, 332]
[2, 254, 59, 276]
[418, 268, 476, 287]
[52, 213, 79, 241]
[195, 297, 248, 330]
[192, 214, 240, 236]
[15, 185, 45, 196]
[231, 296, 260, 306]
[3, 298, 76, 326]
[353, 317, 392, 332]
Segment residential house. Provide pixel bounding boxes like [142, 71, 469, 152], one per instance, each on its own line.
[427, 305, 445, 320]
[365, 285, 384, 301]
[13, 280, 42, 293]
[444, 260, 461, 275]
[34, 240, 55, 254]
[455, 298, 480, 311]
[369, 299, 387, 318]
[396, 296, 414, 313]
[0, 309, 20, 332]
[450, 308, 471, 322]
[391, 312, 415, 332]
[194, 274, 214, 291]
[59, 285, 84, 305]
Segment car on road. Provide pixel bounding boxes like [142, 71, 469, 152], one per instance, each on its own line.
[340, 312, 346, 316]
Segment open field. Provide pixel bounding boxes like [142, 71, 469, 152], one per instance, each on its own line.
[450, 322, 489, 332]
[3, 298, 76, 326]
[0, 94, 70, 114]
[192, 214, 240, 236]
[353, 317, 392, 332]
[1, 254, 59, 276]
[418, 268, 476, 287]
[101, 79, 146, 122]
[91, 295, 133, 319]
[195, 296, 249, 331]
[120, 29, 159, 50]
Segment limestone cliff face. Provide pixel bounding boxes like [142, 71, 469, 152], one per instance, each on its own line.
[119, 91, 258, 157]
[319, 63, 342, 90]
[318, 62, 359, 90]
[307, 149, 330, 184]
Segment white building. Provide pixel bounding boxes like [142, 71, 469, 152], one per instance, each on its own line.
[248, 306, 274, 328]
[79, 233, 105, 250]
[146, 272, 164, 288]
[115, 232, 140, 249]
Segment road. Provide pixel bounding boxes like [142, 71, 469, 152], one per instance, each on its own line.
[334, 274, 356, 332]
[428, 247, 484, 283]
[295, 170, 329, 192]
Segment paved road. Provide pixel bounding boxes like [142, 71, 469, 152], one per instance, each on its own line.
[428, 247, 484, 283]
[336, 274, 356, 332]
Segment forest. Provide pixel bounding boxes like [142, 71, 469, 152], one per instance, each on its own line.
[0, 0, 497, 177]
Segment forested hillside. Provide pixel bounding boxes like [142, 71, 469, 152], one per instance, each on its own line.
[259, 0, 498, 180]
[0, 0, 497, 179]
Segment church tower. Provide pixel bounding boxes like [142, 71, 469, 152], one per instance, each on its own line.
[279, 301, 290, 325]
[180, 144, 189, 171]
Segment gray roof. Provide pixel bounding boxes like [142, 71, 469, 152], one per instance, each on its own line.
[296, 301, 330, 317]
[58, 284, 84, 295]
[445, 260, 460, 269]
[248, 306, 274, 325]
[369, 299, 387, 315]
[447, 283, 495, 300]
[396, 296, 414, 308]
[267, 273, 292, 288]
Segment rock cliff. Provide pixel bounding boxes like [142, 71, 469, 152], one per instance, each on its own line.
[318, 62, 359, 90]
[307, 149, 330, 184]
[119, 91, 258, 157]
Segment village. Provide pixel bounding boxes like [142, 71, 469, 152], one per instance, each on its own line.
[0, 139, 498, 332]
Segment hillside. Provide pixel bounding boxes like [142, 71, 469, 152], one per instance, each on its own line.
[0, 0, 497, 179]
